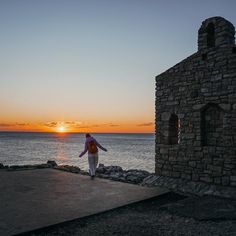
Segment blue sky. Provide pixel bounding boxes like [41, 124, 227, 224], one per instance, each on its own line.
[0, 0, 235, 132]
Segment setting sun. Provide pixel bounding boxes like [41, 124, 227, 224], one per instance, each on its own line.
[57, 126, 66, 133]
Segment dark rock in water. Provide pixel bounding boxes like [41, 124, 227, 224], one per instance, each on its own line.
[96, 164, 151, 184]
[96, 164, 123, 174]
[0, 163, 4, 169]
[9, 165, 20, 169]
[47, 160, 58, 167]
[67, 165, 80, 173]
[96, 164, 106, 174]
[109, 172, 123, 181]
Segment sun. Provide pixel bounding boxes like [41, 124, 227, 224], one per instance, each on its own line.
[57, 126, 66, 133]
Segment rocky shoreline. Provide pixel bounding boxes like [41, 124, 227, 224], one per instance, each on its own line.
[1, 161, 236, 199]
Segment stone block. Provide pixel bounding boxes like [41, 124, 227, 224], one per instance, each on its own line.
[230, 176, 236, 182]
[200, 176, 213, 183]
[172, 171, 181, 178]
[192, 104, 205, 110]
[230, 181, 236, 187]
[160, 148, 168, 154]
[189, 161, 197, 168]
[162, 170, 171, 177]
[191, 173, 199, 181]
[219, 103, 231, 111]
[161, 112, 171, 121]
[222, 176, 230, 186]
[181, 173, 191, 180]
[213, 177, 222, 185]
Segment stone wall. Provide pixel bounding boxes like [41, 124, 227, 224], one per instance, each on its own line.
[155, 17, 236, 187]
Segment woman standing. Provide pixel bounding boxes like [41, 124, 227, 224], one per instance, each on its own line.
[79, 133, 107, 179]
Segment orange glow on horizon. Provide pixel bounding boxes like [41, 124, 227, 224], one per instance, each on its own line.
[57, 125, 66, 133]
[0, 120, 154, 133]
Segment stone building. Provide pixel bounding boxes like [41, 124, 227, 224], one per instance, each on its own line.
[155, 17, 236, 186]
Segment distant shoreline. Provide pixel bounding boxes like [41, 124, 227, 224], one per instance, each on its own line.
[0, 131, 155, 134]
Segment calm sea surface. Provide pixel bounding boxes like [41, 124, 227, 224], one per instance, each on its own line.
[0, 132, 155, 172]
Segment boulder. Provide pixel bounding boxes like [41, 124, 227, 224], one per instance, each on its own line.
[9, 165, 21, 169]
[126, 174, 144, 184]
[109, 172, 122, 181]
[97, 164, 123, 174]
[105, 165, 123, 173]
[47, 160, 58, 167]
[96, 164, 106, 174]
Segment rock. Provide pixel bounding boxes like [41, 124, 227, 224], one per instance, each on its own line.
[9, 165, 21, 169]
[96, 164, 106, 174]
[67, 166, 81, 173]
[97, 165, 123, 174]
[106, 165, 123, 173]
[96, 165, 151, 184]
[47, 160, 58, 167]
[126, 174, 149, 184]
[126, 169, 150, 179]
[109, 172, 122, 181]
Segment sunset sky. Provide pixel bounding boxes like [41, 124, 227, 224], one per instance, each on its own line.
[1, 0, 236, 133]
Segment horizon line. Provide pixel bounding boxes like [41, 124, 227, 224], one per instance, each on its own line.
[0, 131, 155, 134]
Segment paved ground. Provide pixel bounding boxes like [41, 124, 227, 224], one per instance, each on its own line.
[0, 169, 168, 236]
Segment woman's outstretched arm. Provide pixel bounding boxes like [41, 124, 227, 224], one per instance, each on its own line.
[95, 140, 107, 152]
[79, 143, 88, 157]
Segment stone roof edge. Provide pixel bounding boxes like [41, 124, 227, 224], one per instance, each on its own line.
[155, 51, 198, 80]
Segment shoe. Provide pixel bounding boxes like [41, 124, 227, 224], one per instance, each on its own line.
[91, 175, 95, 180]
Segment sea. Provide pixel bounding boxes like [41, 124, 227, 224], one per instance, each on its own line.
[0, 132, 155, 173]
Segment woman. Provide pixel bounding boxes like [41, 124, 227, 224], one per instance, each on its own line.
[79, 133, 107, 179]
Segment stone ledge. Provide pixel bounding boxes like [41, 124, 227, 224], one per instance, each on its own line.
[0, 160, 57, 171]
[141, 175, 236, 199]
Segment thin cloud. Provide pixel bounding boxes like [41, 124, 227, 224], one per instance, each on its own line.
[137, 122, 154, 127]
[78, 124, 101, 129]
[44, 121, 82, 128]
[65, 121, 82, 125]
[44, 122, 58, 128]
[0, 123, 29, 127]
[109, 124, 120, 127]
[0, 123, 13, 127]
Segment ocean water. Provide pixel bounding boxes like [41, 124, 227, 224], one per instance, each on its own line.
[0, 132, 155, 173]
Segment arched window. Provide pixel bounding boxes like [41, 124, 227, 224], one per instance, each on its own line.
[206, 23, 215, 47]
[201, 104, 223, 146]
[168, 114, 180, 145]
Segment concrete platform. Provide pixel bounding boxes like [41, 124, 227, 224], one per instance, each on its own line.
[0, 169, 169, 236]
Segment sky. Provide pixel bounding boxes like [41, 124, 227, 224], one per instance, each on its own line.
[0, 0, 236, 133]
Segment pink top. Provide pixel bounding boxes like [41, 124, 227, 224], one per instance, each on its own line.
[79, 137, 107, 157]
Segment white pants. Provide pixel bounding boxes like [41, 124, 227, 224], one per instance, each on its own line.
[88, 153, 98, 176]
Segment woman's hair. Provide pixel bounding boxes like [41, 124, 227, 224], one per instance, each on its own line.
[85, 133, 91, 138]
